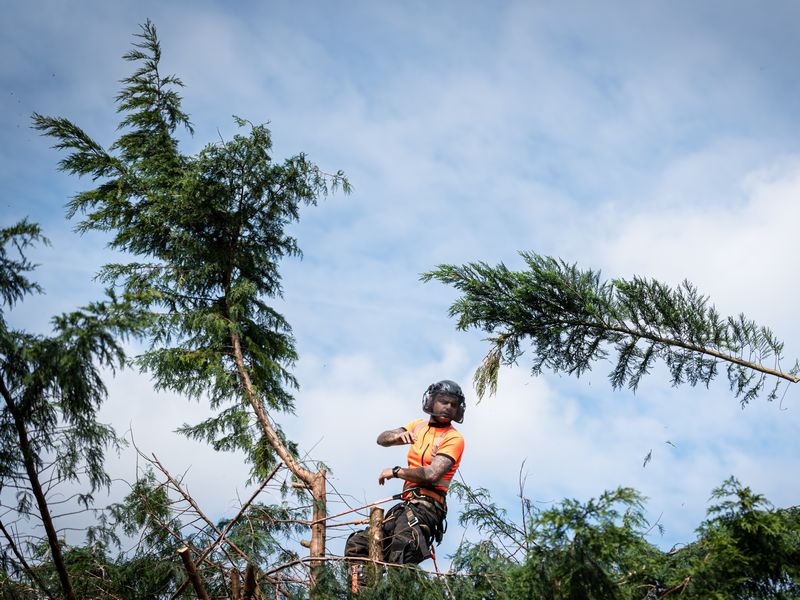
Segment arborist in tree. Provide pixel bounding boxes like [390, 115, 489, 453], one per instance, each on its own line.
[345, 380, 466, 577]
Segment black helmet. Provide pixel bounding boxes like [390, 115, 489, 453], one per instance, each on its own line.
[422, 380, 466, 423]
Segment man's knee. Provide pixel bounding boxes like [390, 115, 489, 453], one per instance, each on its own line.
[386, 518, 427, 564]
[344, 529, 370, 558]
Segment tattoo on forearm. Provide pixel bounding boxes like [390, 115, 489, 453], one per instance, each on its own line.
[377, 427, 406, 446]
[426, 454, 453, 480]
[403, 455, 454, 484]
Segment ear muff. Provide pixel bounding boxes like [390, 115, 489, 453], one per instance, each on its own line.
[422, 384, 436, 415]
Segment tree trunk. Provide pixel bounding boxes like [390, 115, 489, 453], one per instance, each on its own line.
[0, 379, 76, 600]
[310, 470, 327, 572]
[367, 506, 385, 586]
[229, 333, 327, 570]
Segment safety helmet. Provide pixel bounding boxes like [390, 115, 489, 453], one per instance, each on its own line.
[422, 380, 466, 423]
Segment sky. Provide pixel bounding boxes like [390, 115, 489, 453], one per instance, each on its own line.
[3, 0, 800, 570]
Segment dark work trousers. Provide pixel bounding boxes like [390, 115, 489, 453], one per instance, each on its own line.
[345, 499, 446, 565]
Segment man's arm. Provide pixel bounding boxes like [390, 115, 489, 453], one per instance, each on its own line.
[376, 427, 416, 447]
[379, 455, 454, 486]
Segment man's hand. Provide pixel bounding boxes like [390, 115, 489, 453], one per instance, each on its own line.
[378, 467, 396, 485]
[396, 430, 417, 445]
[377, 427, 417, 446]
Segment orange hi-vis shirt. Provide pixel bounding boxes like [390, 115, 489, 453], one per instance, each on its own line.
[402, 418, 465, 494]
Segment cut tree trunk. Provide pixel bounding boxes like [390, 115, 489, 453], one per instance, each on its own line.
[367, 506, 385, 586]
[177, 546, 210, 600]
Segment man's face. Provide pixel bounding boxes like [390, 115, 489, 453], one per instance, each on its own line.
[431, 393, 460, 423]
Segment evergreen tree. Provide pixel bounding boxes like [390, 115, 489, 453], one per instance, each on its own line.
[680, 478, 800, 598]
[33, 19, 349, 582]
[446, 478, 800, 600]
[0, 221, 140, 600]
[424, 253, 798, 404]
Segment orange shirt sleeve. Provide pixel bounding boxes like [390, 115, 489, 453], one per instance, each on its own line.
[436, 431, 464, 466]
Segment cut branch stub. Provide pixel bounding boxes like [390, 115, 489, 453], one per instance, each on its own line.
[177, 547, 210, 600]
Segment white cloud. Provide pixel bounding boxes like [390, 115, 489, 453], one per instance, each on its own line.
[594, 156, 800, 343]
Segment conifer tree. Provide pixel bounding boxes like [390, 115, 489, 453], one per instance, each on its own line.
[33, 20, 349, 577]
[424, 253, 799, 404]
[446, 478, 800, 599]
[0, 221, 139, 600]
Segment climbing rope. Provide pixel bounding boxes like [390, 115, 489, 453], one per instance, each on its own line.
[312, 493, 402, 525]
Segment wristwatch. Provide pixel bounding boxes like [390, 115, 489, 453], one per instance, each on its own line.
[392, 465, 402, 478]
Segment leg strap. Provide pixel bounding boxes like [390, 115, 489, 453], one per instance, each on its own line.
[405, 505, 432, 560]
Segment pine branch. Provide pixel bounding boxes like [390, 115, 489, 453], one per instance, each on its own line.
[423, 254, 799, 405]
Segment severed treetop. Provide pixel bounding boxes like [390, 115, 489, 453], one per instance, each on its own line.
[424, 252, 799, 405]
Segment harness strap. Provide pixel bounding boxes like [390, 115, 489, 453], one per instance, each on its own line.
[405, 505, 432, 560]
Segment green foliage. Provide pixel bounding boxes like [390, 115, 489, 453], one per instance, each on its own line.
[450, 483, 659, 599]
[443, 478, 800, 600]
[34, 21, 349, 479]
[424, 253, 799, 404]
[0, 220, 46, 309]
[0, 221, 144, 599]
[0, 222, 124, 468]
[682, 478, 800, 598]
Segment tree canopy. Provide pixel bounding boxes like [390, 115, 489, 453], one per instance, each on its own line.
[33, 19, 349, 479]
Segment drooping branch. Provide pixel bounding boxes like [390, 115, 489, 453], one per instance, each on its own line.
[576, 319, 799, 383]
[424, 254, 799, 404]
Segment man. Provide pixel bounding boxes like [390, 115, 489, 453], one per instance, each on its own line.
[345, 380, 466, 578]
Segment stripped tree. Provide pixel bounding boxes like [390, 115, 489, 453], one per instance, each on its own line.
[33, 20, 349, 582]
[423, 253, 798, 403]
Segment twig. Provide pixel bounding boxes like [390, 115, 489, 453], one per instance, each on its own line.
[150, 452, 249, 561]
[170, 464, 283, 599]
[326, 518, 369, 528]
[0, 520, 55, 600]
[311, 494, 401, 525]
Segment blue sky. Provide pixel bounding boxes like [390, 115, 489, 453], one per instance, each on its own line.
[3, 0, 800, 566]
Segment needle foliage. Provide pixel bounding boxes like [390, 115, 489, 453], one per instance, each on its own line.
[0, 221, 142, 599]
[424, 253, 799, 404]
[33, 21, 350, 479]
